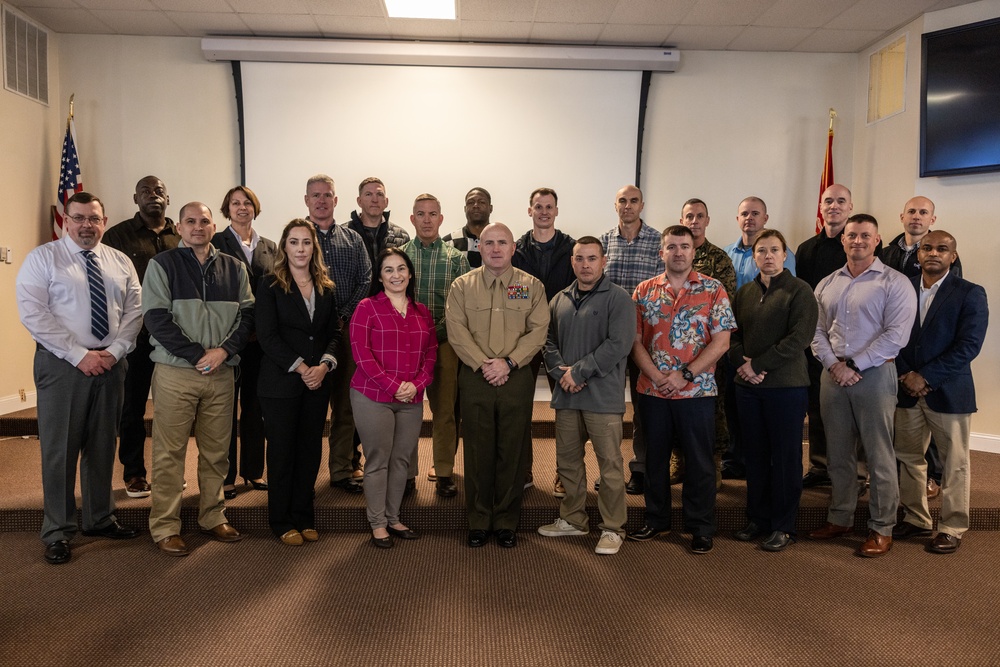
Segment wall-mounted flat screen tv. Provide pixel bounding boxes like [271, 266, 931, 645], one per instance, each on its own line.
[920, 17, 1000, 177]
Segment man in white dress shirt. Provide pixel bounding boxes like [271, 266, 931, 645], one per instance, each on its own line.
[16, 192, 144, 564]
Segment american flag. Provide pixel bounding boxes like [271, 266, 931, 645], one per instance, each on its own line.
[52, 118, 82, 240]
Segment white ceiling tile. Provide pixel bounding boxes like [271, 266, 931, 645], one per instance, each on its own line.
[76, 0, 155, 9]
[608, 0, 697, 26]
[239, 12, 321, 35]
[314, 14, 390, 38]
[597, 24, 672, 46]
[226, 0, 309, 14]
[151, 0, 233, 12]
[826, 0, 940, 30]
[753, 0, 857, 28]
[303, 0, 385, 17]
[167, 11, 251, 36]
[679, 0, 774, 26]
[390, 18, 462, 39]
[459, 20, 531, 41]
[533, 0, 615, 23]
[792, 28, 888, 52]
[529, 22, 603, 43]
[726, 25, 815, 50]
[664, 24, 743, 49]
[14, 6, 112, 32]
[88, 8, 183, 34]
[460, 0, 536, 22]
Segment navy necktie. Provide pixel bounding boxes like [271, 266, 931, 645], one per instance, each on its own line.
[83, 250, 109, 340]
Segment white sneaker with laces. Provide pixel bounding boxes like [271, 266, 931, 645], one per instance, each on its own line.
[537, 518, 588, 537]
[595, 530, 623, 555]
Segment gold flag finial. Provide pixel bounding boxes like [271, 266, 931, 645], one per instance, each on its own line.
[828, 107, 837, 132]
[66, 93, 75, 130]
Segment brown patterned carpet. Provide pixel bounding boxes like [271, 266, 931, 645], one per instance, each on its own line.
[2, 402, 1000, 666]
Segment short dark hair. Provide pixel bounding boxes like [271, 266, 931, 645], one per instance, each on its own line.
[529, 187, 558, 205]
[370, 247, 416, 301]
[662, 225, 693, 242]
[66, 191, 105, 217]
[846, 213, 878, 229]
[681, 198, 708, 215]
[358, 177, 385, 194]
[574, 235, 604, 255]
[465, 187, 491, 204]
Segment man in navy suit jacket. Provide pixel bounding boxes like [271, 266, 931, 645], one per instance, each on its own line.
[892, 230, 988, 554]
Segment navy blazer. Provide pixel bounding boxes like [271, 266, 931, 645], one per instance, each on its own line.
[211, 227, 277, 296]
[896, 272, 988, 413]
[255, 275, 342, 400]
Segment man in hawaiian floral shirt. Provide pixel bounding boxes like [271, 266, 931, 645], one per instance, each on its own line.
[625, 225, 736, 555]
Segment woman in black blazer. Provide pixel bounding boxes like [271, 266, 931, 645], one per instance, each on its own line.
[256, 219, 340, 545]
[212, 186, 278, 498]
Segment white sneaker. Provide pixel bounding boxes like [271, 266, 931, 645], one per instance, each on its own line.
[537, 518, 588, 537]
[595, 530, 623, 555]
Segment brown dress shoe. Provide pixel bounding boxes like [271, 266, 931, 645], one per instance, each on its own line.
[858, 531, 892, 557]
[808, 522, 853, 540]
[201, 523, 242, 543]
[927, 532, 961, 554]
[926, 479, 941, 499]
[157, 535, 189, 557]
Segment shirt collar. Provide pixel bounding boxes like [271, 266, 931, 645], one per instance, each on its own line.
[921, 270, 949, 292]
[482, 265, 515, 287]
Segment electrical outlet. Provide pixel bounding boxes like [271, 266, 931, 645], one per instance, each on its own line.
[0, 247, 6, 262]
[19, 389, 26, 402]
[4, 248, 11, 264]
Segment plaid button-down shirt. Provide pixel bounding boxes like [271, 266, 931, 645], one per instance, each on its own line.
[401, 237, 471, 342]
[312, 220, 372, 323]
[600, 220, 665, 295]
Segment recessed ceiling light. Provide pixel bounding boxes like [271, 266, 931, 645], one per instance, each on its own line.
[384, 0, 456, 20]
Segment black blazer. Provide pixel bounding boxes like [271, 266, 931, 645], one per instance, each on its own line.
[255, 275, 342, 399]
[211, 227, 278, 296]
[896, 272, 988, 414]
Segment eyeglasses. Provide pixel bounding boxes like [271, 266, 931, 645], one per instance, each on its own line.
[69, 215, 105, 225]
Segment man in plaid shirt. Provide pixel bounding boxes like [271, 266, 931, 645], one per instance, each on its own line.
[304, 174, 372, 494]
[599, 185, 664, 496]
[401, 194, 471, 498]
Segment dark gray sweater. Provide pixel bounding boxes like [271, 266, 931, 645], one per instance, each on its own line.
[729, 269, 818, 388]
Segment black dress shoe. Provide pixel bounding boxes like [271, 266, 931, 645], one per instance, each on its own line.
[223, 487, 237, 500]
[626, 525, 665, 542]
[387, 526, 420, 540]
[44, 540, 71, 565]
[733, 521, 765, 542]
[403, 478, 416, 497]
[82, 520, 139, 539]
[467, 529, 489, 548]
[720, 466, 746, 480]
[244, 477, 268, 491]
[761, 531, 795, 552]
[892, 522, 933, 540]
[370, 534, 393, 549]
[927, 532, 961, 554]
[435, 476, 458, 498]
[625, 472, 645, 495]
[330, 478, 363, 494]
[593, 480, 601, 491]
[801, 471, 831, 488]
[496, 529, 517, 548]
[690, 536, 714, 554]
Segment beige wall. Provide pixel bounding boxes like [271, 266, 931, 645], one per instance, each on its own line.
[0, 32, 62, 413]
[852, 0, 1000, 439]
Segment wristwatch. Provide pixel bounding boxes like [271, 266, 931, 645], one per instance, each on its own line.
[505, 357, 517, 371]
[321, 359, 334, 371]
[681, 367, 695, 382]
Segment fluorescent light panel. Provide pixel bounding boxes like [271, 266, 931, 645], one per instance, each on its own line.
[384, 0, 455, 20]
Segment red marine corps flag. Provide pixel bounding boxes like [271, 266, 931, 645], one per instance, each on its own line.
[814, 108, 836, 235]
[51, 94, 82, 240]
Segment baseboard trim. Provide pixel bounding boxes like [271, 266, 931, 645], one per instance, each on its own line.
[0, 391, 35, 415]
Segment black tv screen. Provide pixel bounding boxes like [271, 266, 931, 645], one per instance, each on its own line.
[920, 17, 1000, 177]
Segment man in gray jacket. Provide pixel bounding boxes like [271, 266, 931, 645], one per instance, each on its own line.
[538, 236, 636, 555]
